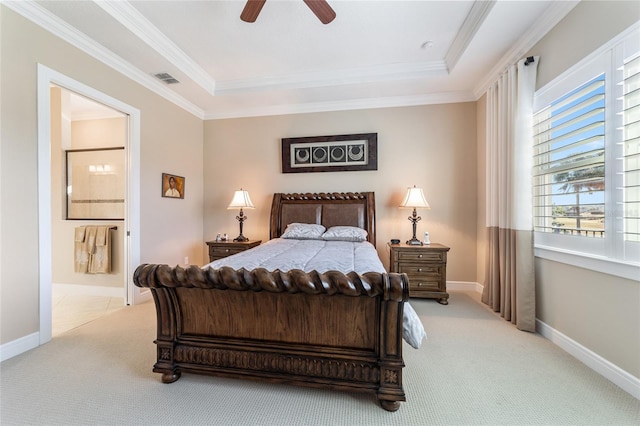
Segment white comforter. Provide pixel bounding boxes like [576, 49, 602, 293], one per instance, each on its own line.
[204, 238, 426, 349]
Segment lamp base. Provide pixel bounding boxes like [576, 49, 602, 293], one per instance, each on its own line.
[233, 235, 249, 242]
[406, 238, 423, 246]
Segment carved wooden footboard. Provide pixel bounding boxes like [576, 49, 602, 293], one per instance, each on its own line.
[133, 263, 410, 411]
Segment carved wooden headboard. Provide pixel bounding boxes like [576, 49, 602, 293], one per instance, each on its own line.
[269, 192, 376, 246]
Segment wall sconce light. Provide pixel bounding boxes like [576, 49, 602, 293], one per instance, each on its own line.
[227, 189, 255, 242]
[399, 185, 430, 245]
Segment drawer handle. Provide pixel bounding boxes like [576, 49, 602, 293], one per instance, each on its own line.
[418, 283, 423, 287]
[418, 254, 423, 258]
[417, 268, 422, 272]
[225, 249, 230, 252]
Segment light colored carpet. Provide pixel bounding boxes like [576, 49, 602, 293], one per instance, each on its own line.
[1, 290, 638, 425]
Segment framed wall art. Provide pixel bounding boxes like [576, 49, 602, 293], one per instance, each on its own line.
[66, 147, 125, 220]
[281, 133, 377, 173]
[162, 173, 185, 199]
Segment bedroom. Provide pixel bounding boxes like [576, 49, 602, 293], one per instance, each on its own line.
[0, 0, 638, 407]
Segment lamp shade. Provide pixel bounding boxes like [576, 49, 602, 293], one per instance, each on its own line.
[227, 189, 255, 209]
[399, 186, 430, 209]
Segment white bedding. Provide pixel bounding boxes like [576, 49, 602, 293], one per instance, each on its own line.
[204, 238, 426, 349]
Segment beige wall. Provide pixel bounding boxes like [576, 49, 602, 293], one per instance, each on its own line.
[475, 1, 638, 377]
[203, 103, 478, 281]
[0, 6, 204, 344]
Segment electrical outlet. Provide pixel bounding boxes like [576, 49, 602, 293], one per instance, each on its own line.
[184, 256, 189, 264]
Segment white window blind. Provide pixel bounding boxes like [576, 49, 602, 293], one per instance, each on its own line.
[622, 54, 640, 242]
[532, 25, 639, 274]
[533, 76, 606, 238]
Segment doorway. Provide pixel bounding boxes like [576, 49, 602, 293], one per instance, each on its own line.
[37, 64, 147, 345]
[51, 87, 127, 335]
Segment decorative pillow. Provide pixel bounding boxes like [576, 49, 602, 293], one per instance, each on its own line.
[281, 223, 326, 240]
[321, 226, 368, 242]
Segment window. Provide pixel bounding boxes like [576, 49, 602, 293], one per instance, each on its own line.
[532, 27, 639, 276]
[533, 75, 606, 238]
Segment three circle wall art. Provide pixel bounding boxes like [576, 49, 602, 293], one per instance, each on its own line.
[282, 133, 377, 173]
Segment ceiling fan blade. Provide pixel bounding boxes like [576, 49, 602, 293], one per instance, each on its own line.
[240, 0, 266, 23]
[303, 0, 336, 24]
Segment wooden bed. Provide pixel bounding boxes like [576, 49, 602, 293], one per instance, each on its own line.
[133, 192, 410, 411]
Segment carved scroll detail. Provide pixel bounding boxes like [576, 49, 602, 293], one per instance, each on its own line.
[280, 192, 367, 201]
[174, 346, 380, 383]
[134, 264, 408, 302]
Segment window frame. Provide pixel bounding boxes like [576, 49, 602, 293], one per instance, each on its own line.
[532, 24, 639, 280]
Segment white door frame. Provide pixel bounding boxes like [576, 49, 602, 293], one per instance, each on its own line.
[37, 64, 147, 345]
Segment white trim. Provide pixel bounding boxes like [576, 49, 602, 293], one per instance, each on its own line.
[445, 0, 495, 72]
[447, 281, 484, 293]
[0, 332, 39, 362]
[94, 0, 216, 96]
[534, 245, 639, 281]
[537, 319, 640, 400]
[534, 21, 640, 109]
[473, 1, 579, 99]
[37, 65, 53, 345]
[204, 91, 476, 120]
[37, 64, 142, 349]
[53, 283, 126, 299]
[4, 0, 577, 121]
[4, 0, 204, 119]
[215, 61, 448, 95]
[454, 279, 639, 399]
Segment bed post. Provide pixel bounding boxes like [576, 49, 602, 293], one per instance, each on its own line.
[377, 272, 409, 411]
[150, 288, 182, 383]
[134, 265, 181, 383]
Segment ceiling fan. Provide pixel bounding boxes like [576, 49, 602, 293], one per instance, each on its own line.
[240, 0, 336, 24]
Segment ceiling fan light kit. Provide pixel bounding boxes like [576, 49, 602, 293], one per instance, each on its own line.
[241, 0, 336, 24]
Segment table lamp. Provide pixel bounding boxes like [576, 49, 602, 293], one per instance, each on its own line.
[227, 189, 255, 242]
[399, 185, 430, 245]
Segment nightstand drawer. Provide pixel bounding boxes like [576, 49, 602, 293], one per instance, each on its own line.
[396, 264, 442, 276]
[205, 240, 261, 262]
[397, 251, 445, 262]
[409, 279, 441, 292]
[209, 246, 245, 258]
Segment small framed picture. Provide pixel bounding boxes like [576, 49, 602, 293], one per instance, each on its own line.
[161, 173, 185, 199]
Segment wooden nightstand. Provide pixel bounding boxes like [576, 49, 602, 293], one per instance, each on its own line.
[206, 240, 261, 262]
[388, 242, 450, 304]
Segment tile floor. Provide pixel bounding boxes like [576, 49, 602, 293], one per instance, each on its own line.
[52, 288, 124, 336]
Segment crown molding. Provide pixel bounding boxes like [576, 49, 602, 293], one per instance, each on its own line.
[203, 91, 476, 120]
[472, 0, 580, 98]
[215, 61, 448, 95]
[94, 1, 216, 96]
[445, 0, 496, 73]
[3, 0, 205, 119]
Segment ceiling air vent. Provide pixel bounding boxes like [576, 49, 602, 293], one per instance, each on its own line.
[153, 72, 179, 84]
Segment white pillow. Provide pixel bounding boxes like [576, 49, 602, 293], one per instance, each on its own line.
[281, 223, 326, 240]
[321, 226, 368, 242]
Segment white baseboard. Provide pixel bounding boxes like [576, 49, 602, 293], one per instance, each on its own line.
[0, 332, 39, 362]
[536, 319, 640, 400]
[449, 281, 639, 400]
[53, 282, 124, 298]
[448, 281, 483, 293]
